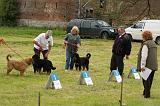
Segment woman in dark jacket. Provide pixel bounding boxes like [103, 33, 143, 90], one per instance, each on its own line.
[137, 31, 158, 98]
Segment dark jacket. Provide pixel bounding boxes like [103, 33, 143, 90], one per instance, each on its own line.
[137, 40, 158, 71]
[112, 33, 132, 57]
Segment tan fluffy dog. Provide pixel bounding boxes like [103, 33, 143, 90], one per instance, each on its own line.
[6, 54, 32, 76]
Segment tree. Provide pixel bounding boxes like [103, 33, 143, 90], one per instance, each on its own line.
[118, 0, 158, 25]
[0, 0, 20, 26]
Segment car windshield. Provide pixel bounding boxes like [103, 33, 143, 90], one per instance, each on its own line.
[98, 21, 110, 27]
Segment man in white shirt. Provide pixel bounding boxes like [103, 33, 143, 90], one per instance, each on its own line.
[33, 30, 53, 59]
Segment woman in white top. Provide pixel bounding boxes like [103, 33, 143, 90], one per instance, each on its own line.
[137, 31, 158, 98]
[33, 30, 53, 59]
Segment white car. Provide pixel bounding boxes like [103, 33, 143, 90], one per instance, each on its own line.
[125, 20, 160, 45]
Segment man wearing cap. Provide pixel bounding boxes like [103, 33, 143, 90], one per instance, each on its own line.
[33, 30, 53, 59]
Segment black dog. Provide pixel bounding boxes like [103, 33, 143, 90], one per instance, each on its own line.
[32, 54, 56, 74]
[73, 53, 91, 71]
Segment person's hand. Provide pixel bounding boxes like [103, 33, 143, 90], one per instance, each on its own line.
[64, 41, 68, 44]
[63, 41, 68, 49]
[141, 67, 145, 72]
[38, 45, 43, 51]
[76, 44, 80, 48]
[126, 55, 129, 59]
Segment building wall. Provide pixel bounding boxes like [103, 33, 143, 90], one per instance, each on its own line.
[17, 0, 78, 27]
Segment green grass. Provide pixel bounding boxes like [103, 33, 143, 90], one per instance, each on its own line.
[0, 26, 66, 38]
[0, 27, 160, 106]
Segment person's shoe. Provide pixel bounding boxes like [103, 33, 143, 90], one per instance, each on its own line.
[65, 69, 68, 72]
[144, 95, 150, 98]
[70, 68, 73, 71]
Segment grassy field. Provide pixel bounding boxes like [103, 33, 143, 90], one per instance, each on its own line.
[0, 27, 160, 106]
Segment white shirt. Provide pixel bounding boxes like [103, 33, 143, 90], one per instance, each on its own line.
[34, 33, 53, 50]
[141, 45, 148, 68]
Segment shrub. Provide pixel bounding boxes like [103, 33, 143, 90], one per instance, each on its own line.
[0, 0, 20, 26]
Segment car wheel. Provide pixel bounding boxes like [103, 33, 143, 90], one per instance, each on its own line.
[101, 32, 109, 39]
[156, 36, 160, 45]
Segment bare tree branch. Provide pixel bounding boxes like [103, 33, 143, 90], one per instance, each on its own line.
[134, 5, 148, 21]
[119, 0, 142, 17]
[134, 0, 151, 21]
[147, 0, 151, 17]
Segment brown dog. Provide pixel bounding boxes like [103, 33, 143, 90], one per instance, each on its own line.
[6, 54, 32, 76]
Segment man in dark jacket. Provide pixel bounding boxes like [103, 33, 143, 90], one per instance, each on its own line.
[110, 27, 132, 76]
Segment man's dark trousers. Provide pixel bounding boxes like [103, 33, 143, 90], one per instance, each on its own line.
[110, 53, 124, 76]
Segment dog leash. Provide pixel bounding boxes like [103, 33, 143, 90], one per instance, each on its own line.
[4, 42, 25, 60]
[65, 42, 78, 47]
